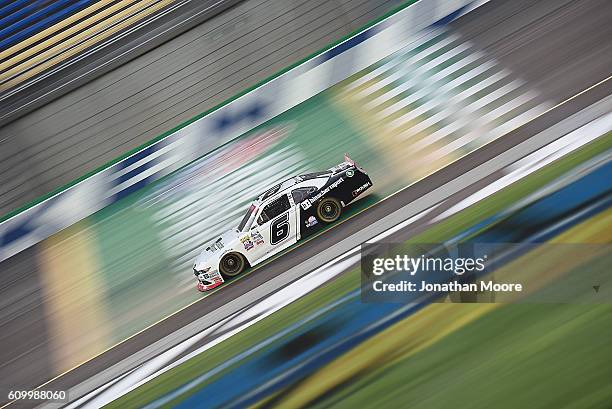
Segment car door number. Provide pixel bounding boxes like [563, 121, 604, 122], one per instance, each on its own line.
[270, 213, 289, 245]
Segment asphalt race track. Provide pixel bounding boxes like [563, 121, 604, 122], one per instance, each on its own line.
[1, 0, 611, 407]
[44, 89, 611, 409]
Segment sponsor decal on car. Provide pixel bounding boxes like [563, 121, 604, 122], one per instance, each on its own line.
[346, 169, 354, 177]
[352, 181, 371, 197]
[300, 177, 345, 210]
[198, 270, 221, 282]
[206, 239, 224, 252]
[241, 236, 254, 251]
[241, 231, 265, 250]
[305, 216, 318, 228]
[196, 269, 224, 291]
[197, 274, 223, 291]
[252, 230, 264, 245]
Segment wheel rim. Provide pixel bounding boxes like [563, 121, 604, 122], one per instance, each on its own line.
[222, 254, 242, 276]
[319, 200, 340, 222]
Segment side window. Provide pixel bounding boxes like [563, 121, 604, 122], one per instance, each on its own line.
[258, 194, 291, 225]
[291, 187, 316, 204]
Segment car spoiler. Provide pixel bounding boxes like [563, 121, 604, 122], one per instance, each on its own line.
[329, 153, 366, 174]
[344, 153, 368, 175]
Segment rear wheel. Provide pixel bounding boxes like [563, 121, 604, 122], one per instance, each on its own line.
[219, 253, 246, 278]
[317, 197, 342, 223]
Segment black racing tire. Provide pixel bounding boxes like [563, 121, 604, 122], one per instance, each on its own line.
[219, 253, 246, 278]
[317, 197, 342, 223]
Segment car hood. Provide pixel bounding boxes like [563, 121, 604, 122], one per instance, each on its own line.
[193, 229, 241, 270]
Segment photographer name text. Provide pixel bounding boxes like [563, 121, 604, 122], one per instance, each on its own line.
[372, 280, 523, 292]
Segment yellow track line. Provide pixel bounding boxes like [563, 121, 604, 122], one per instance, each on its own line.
[0, 0, 119, 63]
[1, 69, 609, 409]
[0, 0, 173, 90]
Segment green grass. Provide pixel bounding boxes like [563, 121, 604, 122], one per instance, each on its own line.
[301, 218, 612, 408]
[108, 133, 612, 408]
[320, 302, 612, 409]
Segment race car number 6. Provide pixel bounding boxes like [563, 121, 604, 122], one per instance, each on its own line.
[271, 213, 289, 244]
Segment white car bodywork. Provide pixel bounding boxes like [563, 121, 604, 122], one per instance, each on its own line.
[192, 155, 372, 291]
[193, 175, 329, 289]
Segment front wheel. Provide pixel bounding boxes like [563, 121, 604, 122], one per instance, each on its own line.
[219, 253, 246, 278]
[317, 197, 342, 223]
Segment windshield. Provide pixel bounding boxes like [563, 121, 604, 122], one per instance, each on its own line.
[237, 204, 256, 231]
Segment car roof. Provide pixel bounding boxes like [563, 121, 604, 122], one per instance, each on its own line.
[256, 171, 332, 203]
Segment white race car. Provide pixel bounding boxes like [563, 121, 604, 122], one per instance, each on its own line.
[193, 155, 372, 291]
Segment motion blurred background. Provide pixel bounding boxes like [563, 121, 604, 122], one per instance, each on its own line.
[0, 0, 610, 407]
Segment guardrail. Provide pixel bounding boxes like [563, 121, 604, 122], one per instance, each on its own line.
[0, 0, 487, 262]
